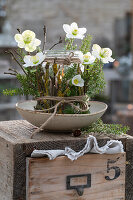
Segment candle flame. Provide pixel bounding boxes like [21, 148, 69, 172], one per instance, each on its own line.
[62, 68, 64, 77]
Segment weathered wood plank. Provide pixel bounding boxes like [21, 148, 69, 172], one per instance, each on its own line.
[26, 153, 125, 200]
[0, 136, 14, 200]
[125, 138, 133, 200]
[0, 120, 130, 144]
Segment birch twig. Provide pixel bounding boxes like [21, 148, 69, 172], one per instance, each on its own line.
[43, 25, 47, 53]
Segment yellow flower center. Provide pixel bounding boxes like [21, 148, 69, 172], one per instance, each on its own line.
[23, 34, 32, 44]
[100, 49, 109, 58]
[31, 55, 39, 64]
[83, 55, 90, 62]
[74, 79, 79, 85]
[72, 29, 78, 36]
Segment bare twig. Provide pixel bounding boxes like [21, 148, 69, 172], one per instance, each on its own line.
[49, 37, 63, 50]
[17, 28, 21, 33]
[43, 25, 47, 53]
[35, 65, 42, 96]
[4, 72, 16, 76]
[5, 50, 27, 75]
[13, 49, 23, 60]
[8, 68, 18, 74]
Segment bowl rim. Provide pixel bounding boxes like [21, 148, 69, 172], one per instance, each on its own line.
[16, 100, 108, 117]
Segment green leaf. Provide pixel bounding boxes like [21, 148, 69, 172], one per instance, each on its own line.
[80, 34, 93, 54]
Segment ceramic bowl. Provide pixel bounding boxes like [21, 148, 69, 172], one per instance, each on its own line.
[16, 100, 108, 131]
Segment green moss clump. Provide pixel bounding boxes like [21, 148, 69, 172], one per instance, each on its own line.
[81, 119, 130, 136]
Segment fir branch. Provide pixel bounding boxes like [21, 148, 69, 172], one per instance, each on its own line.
[3, 88, 24, 96]
[65, 38, 77, 50]
[80, 34, 92, 54]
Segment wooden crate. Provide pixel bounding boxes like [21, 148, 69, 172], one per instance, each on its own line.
[0, 120, 133, 200]
[26, 153, 125, 200]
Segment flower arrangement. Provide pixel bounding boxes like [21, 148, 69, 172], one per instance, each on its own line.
[3, 22, 115, 115]
[3, 22, 130, 137]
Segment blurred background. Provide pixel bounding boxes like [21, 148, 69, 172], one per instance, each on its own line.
[0, 0, 133, 134]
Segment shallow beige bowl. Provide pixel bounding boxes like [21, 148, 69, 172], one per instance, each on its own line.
[16, 100, 108, 131]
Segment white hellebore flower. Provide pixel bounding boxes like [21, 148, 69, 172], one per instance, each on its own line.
[63, 22, 87, 39]
[23, 52, 46, 67]
[77, 51, 95, 64]
[92, 44, 115, 63]
[14, 30, 41, 52]
[72, 75, 84, 87]
[80, 64, 84, 73]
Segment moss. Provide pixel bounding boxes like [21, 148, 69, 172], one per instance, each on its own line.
[81, 119, 130, 136]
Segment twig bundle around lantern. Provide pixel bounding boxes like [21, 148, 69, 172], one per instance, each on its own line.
[34, 50, 90, 115]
